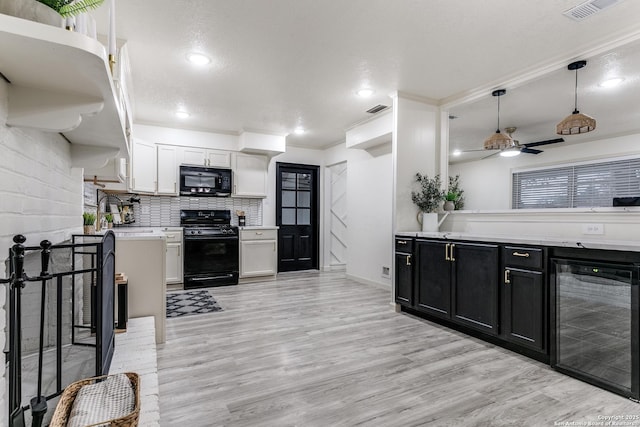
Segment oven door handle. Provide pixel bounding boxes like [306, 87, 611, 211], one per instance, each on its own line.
[189, 274, 234, 281]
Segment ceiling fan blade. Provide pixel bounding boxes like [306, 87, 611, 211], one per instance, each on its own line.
[521, 147, 543, 155]
[459, 148, 490, 153]
[523, 138, 564, 148]
[481, 151, 500, 160]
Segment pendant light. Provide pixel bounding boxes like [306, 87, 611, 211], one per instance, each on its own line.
[556, 60, 596, 135]
[483, 89, 514, 150]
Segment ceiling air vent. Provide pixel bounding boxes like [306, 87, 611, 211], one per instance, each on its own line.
[563, 0, 622, 21]
[366, 104, 389, 114]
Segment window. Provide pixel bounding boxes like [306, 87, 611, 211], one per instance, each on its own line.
[512, 157, 640, 209]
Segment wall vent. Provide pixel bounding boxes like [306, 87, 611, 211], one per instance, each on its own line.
[366, 104, 389, 114]
[563, 0, 622, 21]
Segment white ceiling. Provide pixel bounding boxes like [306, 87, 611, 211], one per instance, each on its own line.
[92, 0, 640, 149]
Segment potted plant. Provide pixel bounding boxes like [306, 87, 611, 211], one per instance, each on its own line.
[104, 213, 114, 229]
[443, 191, 458, 211]
[36, 0, 104, 17]
[82, 212, 96, 234]
[448, 175, 465, 210]
[411, 173, 445, 232]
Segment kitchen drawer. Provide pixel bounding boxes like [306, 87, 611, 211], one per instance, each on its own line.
[503, 246, 543, 270]
[240, 228, 277, 241]
[163, 229, 183, 243]
[395, 237, 413, 253]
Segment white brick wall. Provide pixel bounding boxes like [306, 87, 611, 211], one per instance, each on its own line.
[0, 79, 84, 422]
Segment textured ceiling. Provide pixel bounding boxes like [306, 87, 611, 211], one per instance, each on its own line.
[92, 0, 640, 149]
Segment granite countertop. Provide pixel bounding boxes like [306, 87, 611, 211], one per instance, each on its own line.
[239, 226, 279, 230]
[395, 231, 640, 252]
[94, 227, 168, 241]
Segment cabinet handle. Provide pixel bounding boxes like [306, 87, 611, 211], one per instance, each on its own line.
[174, 182, 176, 193]
[256, 232, 263, 235]
[513, 251, 530, 258]
[445, 243, 450, 261]
[273, 241, 276, 252]
[132, 177, 135, 188]
[398, 240, 407, 245]
[166, 234, 175, 238]
[450, 244, 456, 262]
[178, 246, 180, 256]
[504, 269, 510, 284]
[406, 255, 411, 266]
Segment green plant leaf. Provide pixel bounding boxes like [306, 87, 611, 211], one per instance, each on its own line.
[59, 0, 105, 17]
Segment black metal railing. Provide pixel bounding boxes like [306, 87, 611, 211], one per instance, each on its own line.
[2, 231, 115, 427]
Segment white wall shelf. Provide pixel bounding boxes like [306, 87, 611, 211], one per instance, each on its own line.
[0, 13, 129, 168]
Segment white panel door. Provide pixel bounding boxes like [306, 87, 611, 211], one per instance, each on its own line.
[329, 162, 347, 266]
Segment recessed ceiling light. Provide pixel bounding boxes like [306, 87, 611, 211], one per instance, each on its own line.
[499, 148, 521, 157]
[176, 111, 190, 119]
[452, 149, 462, 156]
[356, 88, 374, 97]
[294, 127, 305, 135]
[186, 52, 211, 66]
[598, 77, 624, 88]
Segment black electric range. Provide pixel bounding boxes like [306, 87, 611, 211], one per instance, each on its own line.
[180, 209, 239, 288]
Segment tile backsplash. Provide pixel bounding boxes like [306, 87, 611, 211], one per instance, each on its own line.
[114, 194, 262, 227]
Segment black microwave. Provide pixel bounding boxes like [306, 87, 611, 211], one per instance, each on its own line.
[179, 165, 232, 197]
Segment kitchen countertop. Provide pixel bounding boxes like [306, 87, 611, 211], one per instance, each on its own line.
[93, 227, 168, 240]
[239, 226, 279, 230]
[395, 231, 640, 252]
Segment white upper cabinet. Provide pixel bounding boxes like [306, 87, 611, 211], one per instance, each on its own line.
[180, 147, 206, 166]
[206, 150, 231, 168]
[180, 147, 231, 167]
[157, 144, 178, 195]
[130, 139, 157, 194]
[232, 153, 268, 198]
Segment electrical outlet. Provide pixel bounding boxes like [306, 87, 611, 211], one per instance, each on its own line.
[381, 266, 390, 278]
[582, 223, 604, 235]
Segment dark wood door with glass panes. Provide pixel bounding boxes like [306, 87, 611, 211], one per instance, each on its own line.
[276, 163, 319, 272]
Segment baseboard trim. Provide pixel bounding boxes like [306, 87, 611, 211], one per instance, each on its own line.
[322, 264, 346, 272]
[346, 273, 391, 290]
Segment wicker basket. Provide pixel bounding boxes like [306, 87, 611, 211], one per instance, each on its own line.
[49, 372, 140, 427]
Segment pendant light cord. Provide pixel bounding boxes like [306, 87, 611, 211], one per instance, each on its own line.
[496, 94, 501, 132]
[573, 68, 579, 114]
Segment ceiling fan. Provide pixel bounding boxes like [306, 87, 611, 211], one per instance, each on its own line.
[477, 127, 564, 159]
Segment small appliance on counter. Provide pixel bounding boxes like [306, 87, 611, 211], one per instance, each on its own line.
[181, 209, 239, 288]
[236, 210, 246, 226]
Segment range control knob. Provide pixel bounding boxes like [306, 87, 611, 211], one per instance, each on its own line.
[197, 230, 202, 234]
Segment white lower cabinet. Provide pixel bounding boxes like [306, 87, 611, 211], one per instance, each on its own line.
[240, 228, 278, 278]
[164, 228, 183, 284]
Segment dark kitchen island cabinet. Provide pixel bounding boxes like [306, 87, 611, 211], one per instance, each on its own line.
[394, 237, 414, 306]
[501, 246, 547, 354]
[415, 239, 499, 334]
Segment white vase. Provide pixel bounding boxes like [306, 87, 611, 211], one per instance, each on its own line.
[421, 212, 439, 232]
[444, 201, 455, 211]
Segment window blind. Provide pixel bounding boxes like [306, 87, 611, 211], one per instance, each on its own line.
[512, 158, 640, 209]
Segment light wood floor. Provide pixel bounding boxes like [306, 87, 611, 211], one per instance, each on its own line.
[157, 271, 639, 426]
